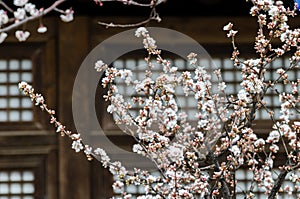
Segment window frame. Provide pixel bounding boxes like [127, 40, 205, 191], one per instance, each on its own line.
[0, 43, 52, 131]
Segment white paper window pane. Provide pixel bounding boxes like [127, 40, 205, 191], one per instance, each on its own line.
[237, 182, 247, 191]
[9, 98, 20, 108]
[246, 171, 253, 178]
[9, 85, 19, 95]
[23, 183, 34, 194]
[113, 186, 122, 194]
[264, 71, 271, 81]
[175, 87, 184, 95]
[128, 110, 137, 118]
[9, 60, 19, 70]
[188, 97, 196, 107]
[272, 59, 282, 67]
[22, 171, 34, 181]
[126, 87, 133, 95]
[0, 60, 7, 70]
[174, 59, 185, 69]
[0, 183, 9, 194]
[0, 172, 8, 182]
[275, 84, 283, 93]
[212, 58, 221, 69]
[9, 111, 20, 121]
[211, 72, 218, 82]
[263, 96, 272, 106]
[199, 58, 210, 67]
[236, 194, 245, 199]
[0, 197, 8, 199]
[10, 172, 21, 181]
[126, 184, 137, 193]
[23, 197, 34, 199]
[286, 70, 295, 80]
[114, 60, 123, 68]
[0, 86, 7, 96]
[11, 197, 21, 199]
[187, 62, 194, 69]
[9, 73, 19, 82]
[151, 71, 160, 79]
[235, 71, 243, 81]
[0, 73, 7, 83]
[187, 110, 197, 120]
[177, 97, 186, 107]
[284, 57, 290, 67]
[137, 72, 145, 81]
[0, 98, 7, 108]
[273, 98, 281, 106]
[138, 185, 146, 193]
[114, 77, 122, 83]
[0, 111, 7, 121]
[21, 72, 32, 82]
[21, 60, 32, 70]
[116, 86, 125, 94]
[226, 84, 235, 94]
[260, 110, 270, 119]
[273, 108, 281, 118]
[125, 60, 136, 70]
[223, 59, 234, 69]
[235, 170, 245, 180]
[137, 59, 147, 70]
[21, 98, 32, 108]
[10, 183, 21, 194]
[21, 111, 33, 121]
[272, 70, 280, 80]
[223, 71, 234, 82]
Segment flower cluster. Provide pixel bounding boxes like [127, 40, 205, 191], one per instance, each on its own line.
[19, 0, 300, 198]
[0, 0, 163, 43]
[0, 0, 74, 43]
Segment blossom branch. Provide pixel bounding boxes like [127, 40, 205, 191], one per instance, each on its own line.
[0, 1, 13, 13]
[98, 5, 161, 28]
[98, 0, 163, 7]
[0, 0, 66, 33]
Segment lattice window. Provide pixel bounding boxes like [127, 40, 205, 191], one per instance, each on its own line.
[112, 56, 298, 123]
[236, 169, 300, 198]
[0, 59, 33, 122]
[0, 170, 35, 199]
[113, 171, 160, 198]
[113, 58, 200, 122]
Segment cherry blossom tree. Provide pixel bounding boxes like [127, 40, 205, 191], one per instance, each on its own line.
[18, 0, 300, 198]
[0, 0, 162, 43]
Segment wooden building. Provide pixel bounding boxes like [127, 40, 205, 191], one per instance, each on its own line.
[0, 0, 299, 198]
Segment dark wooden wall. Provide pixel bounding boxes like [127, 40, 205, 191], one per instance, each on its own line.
[2, 15, 298, 198]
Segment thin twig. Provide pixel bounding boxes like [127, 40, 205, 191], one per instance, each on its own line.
[98, 16, 159, 28]
[268, 169, 288, 199]
[101, 0, 155, 7]
[0, 0, 66, 33]
[0, 1, 13, 13]
[205, 141, 231, 199]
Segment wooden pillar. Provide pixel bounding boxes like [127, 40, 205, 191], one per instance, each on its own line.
[58, 17, 91, 199]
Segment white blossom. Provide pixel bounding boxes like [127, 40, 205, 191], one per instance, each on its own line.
[0, 32, 7, 44]
[168, 144, 184, 162]
[223, 22, 233, 31]
[60, 9, 74, 22]
[15, 30, 30, 42]
[24, 3, 36, 13]
[135, 27, 148, 37]
[267, 130, 280, 143]
[72, 140, 83, 152]
[14, 8, 26, 20]
[0, 10, 8, 26]
[14, 0, 28, 7]
[37, 26, 47, 33]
